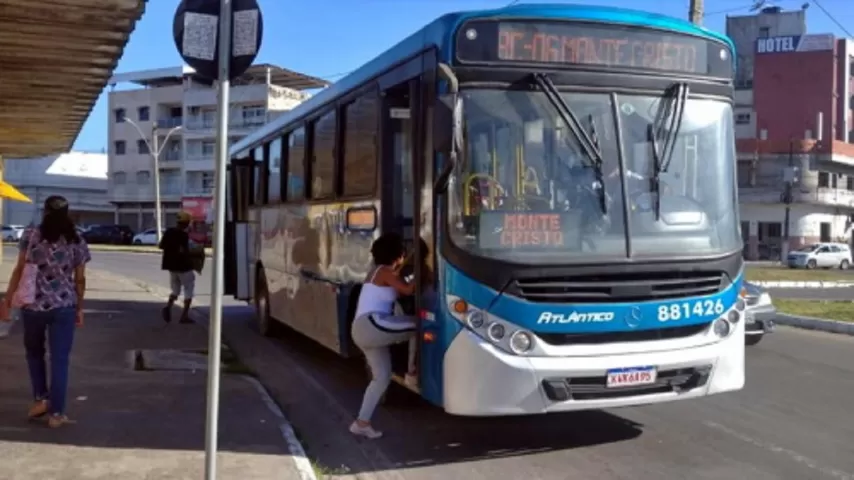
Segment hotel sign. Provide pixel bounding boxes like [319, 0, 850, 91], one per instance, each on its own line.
[756, 34, 835, 54]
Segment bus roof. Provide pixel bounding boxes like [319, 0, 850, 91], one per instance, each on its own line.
[230, 4, 733, 156]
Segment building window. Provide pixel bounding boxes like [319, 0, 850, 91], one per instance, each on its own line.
[136, 171, 151, 185]
[242, 105, 266, 126]
[847, 176, 854, 191]
[138, 106, 150, 122]
[818, 171, 830, 188]
[114, 108, 126, 123]
[114, 140, 126, 155]
[202, 140, 215, 157]
[268, 137, 283, 203]
[310, 111, 336, 199]
[113, 172, 127, 185]
[342, 90, 379, 197]
[202, 171, 215, 190]
[758, 27, 770, 38]
[286, 127, 306, 201]
[137, 139, 149, 155]
[735, 113, 751, 125]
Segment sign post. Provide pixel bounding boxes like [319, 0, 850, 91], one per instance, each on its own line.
[173, 1, 262, 479]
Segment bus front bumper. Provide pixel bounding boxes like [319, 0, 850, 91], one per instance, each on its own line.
[442, 325, 744, 416]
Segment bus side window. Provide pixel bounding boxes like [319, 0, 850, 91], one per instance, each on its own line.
[253, 145, 267, 205]
[341, 89, 379, 197]
[268, 136, 283, 203]
[286, 127, 307, 201]
[311, 110, 336, 199]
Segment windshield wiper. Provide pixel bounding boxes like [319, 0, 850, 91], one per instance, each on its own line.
[648, 82, 689, 219]
[531, 73, 607, 213]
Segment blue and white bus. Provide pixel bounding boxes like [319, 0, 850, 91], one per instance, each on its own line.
[225, 4, 746, 416]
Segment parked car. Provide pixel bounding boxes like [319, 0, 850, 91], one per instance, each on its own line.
[82, 224, 135, 245]
[1, 224, 24, 242]
[743, 281, 775, 346]
[786, 242, 851, 269]
[132, 228, 163, 246]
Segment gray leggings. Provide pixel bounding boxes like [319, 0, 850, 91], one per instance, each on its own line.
[351, 313, 416, 422]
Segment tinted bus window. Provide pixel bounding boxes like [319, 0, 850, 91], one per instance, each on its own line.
[311, 111, 336, 199]
[253, 146, 265, 205]
[287, 127, 306, 201]
[268, 137, 283, 203]
[342, 91, 378, 197]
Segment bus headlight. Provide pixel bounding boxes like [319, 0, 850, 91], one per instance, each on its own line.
[467, 310, 485, 329]
[445, 295, 541, 356]
[727, 310, 740, 323]
[509, 331, 533, 354]
[735, 299, 745, 311]
[487, 322, 505, 341]
[713, 318, 731, 337]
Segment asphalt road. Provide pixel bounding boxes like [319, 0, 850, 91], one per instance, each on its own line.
[54, 249, 854, 479]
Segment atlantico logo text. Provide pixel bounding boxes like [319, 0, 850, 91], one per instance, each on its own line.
[537, 311, 615, 324]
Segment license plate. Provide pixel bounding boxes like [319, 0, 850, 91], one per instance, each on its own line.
[606, 366, 657, 388]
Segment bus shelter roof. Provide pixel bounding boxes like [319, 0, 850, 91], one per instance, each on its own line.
[0, 0, 146, 159]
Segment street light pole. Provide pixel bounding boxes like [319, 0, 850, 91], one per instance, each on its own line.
[123, 117, 182, 243]
[152, 123, 163, 243]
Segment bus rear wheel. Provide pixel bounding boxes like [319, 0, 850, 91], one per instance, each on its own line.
[255, 267, 277, 337]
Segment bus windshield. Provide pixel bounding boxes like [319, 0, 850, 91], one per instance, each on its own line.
[446, 89, 740, 264]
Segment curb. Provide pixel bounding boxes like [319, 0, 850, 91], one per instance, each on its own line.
[774, 313, 854, 336]
[90, 269, 318, 480]
[749, 280, 854, 288]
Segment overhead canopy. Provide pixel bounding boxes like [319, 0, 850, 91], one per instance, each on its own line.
[0, 0, 146, 158]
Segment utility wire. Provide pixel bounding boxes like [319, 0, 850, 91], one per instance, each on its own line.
[810, 0, 853, 38]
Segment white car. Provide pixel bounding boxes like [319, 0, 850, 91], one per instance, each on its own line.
[1, 224, 24, 242]
[132, 228, 163, 246]
[786, 242, 851, 269]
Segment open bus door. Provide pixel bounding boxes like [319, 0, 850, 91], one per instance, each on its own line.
[225, 157, 254, 299]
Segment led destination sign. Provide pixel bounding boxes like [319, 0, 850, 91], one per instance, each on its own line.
[455, 20, 733, 78]
[478, 212, 581, 250]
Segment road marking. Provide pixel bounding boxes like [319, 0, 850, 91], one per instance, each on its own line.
[242, 375, 318, 480]
[704, 421, 854, 480]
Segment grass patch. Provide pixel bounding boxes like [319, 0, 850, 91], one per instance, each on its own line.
[775, 299, 854, 323]
[745, 266, 854, 282]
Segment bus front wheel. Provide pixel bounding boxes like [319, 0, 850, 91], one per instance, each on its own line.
[255, 267, 277, 337]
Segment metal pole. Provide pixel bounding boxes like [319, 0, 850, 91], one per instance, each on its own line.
[782, 139, 794, 260]
[689, 0, 704, 25]
[152, 123, 164, 242]
[204, 0, 232, 478]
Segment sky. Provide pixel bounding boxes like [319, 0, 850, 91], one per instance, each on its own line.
[72, 0, 854, 151]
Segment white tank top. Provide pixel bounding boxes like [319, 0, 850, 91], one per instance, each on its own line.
[354, 266, 398, 319]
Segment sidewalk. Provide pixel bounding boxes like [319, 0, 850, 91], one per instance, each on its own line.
[0, 262, 310, 480]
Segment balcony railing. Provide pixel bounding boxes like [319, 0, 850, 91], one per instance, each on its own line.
[184, 117, 266, 131]
[156, 117, 183, 128]
[740, 185, 854, 207]
[162, 150, 182, 162]
[185, 187, 213, 196]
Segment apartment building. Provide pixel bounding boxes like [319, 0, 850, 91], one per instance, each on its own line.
[728, 6, 854, 260]
[106, 64, 327, 230]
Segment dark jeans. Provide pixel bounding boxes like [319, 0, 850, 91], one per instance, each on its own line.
[21, 306, 76, 416]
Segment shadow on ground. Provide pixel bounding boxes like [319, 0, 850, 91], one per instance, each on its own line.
[201, 305, 646, 477]
[0, 297, 289, 458]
